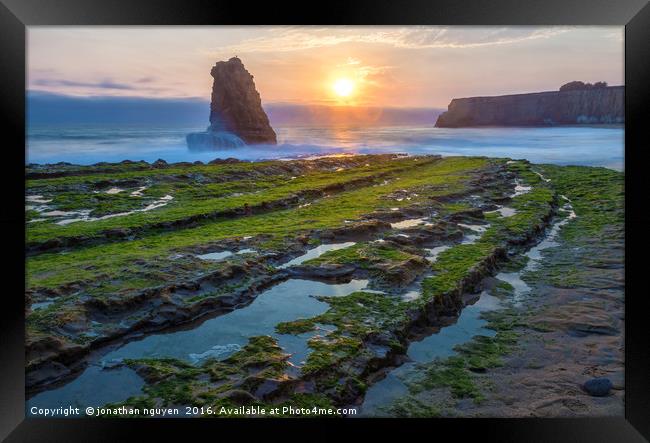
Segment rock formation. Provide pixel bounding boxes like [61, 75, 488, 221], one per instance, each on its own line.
[187, 57, 277, 148]
[435, 84, 624, 127]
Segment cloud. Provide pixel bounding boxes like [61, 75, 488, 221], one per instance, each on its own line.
[29, 77, 179, 97]
[135, 76, 156, 84]
[33, 78, 136, 90]
[208, 26, 571, 54]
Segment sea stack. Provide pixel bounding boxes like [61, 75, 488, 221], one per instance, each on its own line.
[187, 57, 277, 148]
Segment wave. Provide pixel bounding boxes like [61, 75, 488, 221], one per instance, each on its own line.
[26, 124, 624, 170]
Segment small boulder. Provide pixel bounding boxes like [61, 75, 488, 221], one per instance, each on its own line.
[583, 377, 613, 397]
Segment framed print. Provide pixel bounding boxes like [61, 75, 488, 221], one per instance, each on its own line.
[1, 0, 649, 441]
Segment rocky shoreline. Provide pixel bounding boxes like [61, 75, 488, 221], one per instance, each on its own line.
[372, 165, 624, 417]
[25, 155, 624, 418]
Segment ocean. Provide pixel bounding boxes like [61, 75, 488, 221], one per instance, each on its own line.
[26, 124, 624, 170]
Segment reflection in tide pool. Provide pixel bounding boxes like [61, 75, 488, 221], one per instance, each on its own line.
[278, 242, 355, 269]
[27, 278, 369, 413]
[360, 202, 579, 415]
[26, 187, 581, 416]
[525, 198, 577, 267]
[360, 292, 501, 416]
[27, 366, 144, 412]
[103, 278, 367, 366]
[196, 248, 256, 261]
[495, 271, 531, 305]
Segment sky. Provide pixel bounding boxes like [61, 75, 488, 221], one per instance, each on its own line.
[27, 26, 624, 108]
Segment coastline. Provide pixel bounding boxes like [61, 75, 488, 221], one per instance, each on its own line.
[25, 124, 624, 170]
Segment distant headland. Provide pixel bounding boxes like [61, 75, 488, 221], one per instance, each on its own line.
[435, 82, 624, 128]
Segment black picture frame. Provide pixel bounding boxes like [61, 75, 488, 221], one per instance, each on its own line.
[1, 0, 648, 441]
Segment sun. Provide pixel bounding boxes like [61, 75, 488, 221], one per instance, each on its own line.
[332, 78, 355, 98]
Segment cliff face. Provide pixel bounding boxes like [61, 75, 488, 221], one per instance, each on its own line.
[208, 57, 277, 144]
[435, 86, 624, 128]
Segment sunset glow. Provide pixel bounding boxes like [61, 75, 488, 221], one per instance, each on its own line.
[333, 78, 355, 98]
[27, 27, 623, 108]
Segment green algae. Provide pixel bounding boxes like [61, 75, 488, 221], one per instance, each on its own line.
[304, 242, 417, 269]
[421, 242, 498, 302]
[26, 155, 440, 246]
[380, 164, 623, 415]
[521, 164, 623, 290]
[409, 356, 485, 401]
[266, 160, 562, 412]
[27, 154, 625, 417]
[113, 336, 288, 409]
[278, 291, 408, 337]
[106, 335, 344, 416]
[381, 397, 442, 417]
[491, 280, 515, 299]
[417, 185, 555, 305]
[27, 156, 486, 291]
[277, 290, 409, 375]
[384, 307, 525, 414]
[24, 155, 509, 378]
[537, 164, 623, 243]
[301, 335, 365, 376]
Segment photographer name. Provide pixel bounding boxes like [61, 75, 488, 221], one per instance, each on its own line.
[29, 405, 357, 417]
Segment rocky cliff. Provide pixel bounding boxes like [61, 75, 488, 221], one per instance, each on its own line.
[435, 86, 624, 127]
[187, 57, 276, 148]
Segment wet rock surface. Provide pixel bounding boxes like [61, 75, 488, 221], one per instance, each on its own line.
[368, 164, 624, 418]
[26, 154, 433, 254]
[25, 154, 453, 390]
[26, 156, 623, 418]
